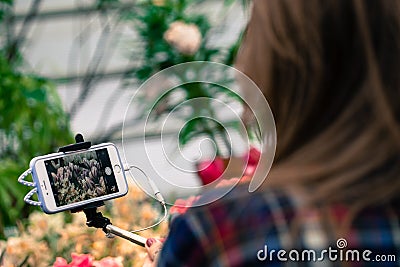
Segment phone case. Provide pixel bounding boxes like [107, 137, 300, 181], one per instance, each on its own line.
[30, 159, 53, 213]
[29, 143, 128, 214]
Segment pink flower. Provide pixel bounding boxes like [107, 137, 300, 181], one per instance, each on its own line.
[243, 147, 261, 176]
[53, 257, 69, 267]
[215, 177, 240, 188]
[170, 196, 200, 215]
[53, 253, 94, 267]
[53, 254, 123, 267]
[196, 157, 225, 185]
[93, 257, 123, 267]
[70, 253, 94, 267]
[169, 199, 190, 215]
[247, 147, 261, 165]
[196, 147, 261, 186]
[215, 175, 252, 188]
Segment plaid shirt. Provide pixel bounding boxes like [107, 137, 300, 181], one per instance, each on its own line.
[158, 185, 400, 267]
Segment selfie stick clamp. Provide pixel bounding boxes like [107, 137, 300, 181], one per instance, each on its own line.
[58, 134, 146, 247]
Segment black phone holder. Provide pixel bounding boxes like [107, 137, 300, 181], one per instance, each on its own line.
[57, 134, 146, 247]
[58, 133, 92, 153]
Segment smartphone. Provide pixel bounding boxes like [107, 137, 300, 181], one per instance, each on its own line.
[30, 143, 128, 214]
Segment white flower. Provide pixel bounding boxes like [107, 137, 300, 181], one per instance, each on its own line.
[164, 21, 202, 56]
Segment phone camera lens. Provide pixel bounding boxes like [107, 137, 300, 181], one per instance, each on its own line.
[114, 164, 121, 173]
[105, 167, 112, 175]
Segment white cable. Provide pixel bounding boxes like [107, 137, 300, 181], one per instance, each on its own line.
[23, 188, 41, 206]
[18, 168, 35, 187]
[18, 168, 42, 206]
[123, 164, 168, 233]
[130, 204, 168, 234]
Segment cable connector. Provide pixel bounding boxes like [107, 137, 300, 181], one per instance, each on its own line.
[123, 163, 130, 172]
[125, 164, 165, 205]
[148, 179, 165, 205]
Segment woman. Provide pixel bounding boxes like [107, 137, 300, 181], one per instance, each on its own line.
[145, 0, 400, 266]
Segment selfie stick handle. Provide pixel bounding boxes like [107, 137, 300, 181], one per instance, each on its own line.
[80, 206, 145, 247]
[105, 225, 146, 247]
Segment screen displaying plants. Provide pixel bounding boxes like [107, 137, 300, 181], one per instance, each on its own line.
[45, 149, 118, 207]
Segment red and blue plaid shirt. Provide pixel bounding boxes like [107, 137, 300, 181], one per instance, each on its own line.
[158, 185, 400, 266]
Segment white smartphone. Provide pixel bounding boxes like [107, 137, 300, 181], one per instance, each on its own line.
[30, 143, 128, 214]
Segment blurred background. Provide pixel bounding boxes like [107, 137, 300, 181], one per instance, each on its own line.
[0, 0, 249, 265]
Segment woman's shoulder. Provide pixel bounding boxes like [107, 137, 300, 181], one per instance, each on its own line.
[163, 185, 297, 266]
[185, 185, 297, 252]
[192, 183, 298, 221]
[186, 183, 400, 251]
[164, 184, 400, 266]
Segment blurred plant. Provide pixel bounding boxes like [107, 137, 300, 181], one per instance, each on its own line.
[126, 0, 242, 81]
[0, 184, 168, 267]
[0, 0, 74, 237]
[123, 0, 247, 151]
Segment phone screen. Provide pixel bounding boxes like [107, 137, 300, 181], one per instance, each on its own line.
[44, 148, 119, 207]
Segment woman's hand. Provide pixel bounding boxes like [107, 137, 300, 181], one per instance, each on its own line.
[143, 238, 164, 267]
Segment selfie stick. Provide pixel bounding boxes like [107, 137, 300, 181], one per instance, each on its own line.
[78, 203, 146, 247]
[58, 134, 146, 247]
